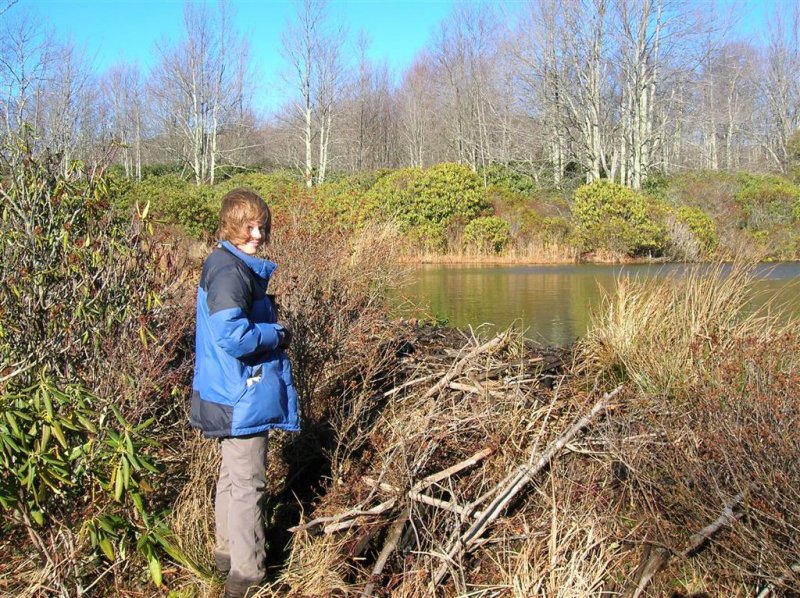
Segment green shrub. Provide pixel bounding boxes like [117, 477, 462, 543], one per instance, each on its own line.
[140, 163, 183, 178]
[0, 142, 194, 588]
[117, 175, 217, 238]
[675, 206, 718, 252]
[368, 163, 489, 232]
[463, 216, 511, 253]
[572, 180, 666, 256]
[539, 216, 572, 243]
[406, 222, 448, 253]
[478, 163, 537, 195]
[366, 163, 490, 250]
[735, 174, 800, 230]
[641, 172, 669, 200]
[314, 172, 384, 227]
[217, 171, 303, 212]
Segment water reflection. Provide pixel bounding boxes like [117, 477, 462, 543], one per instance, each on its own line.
[396, 263, 800, 346]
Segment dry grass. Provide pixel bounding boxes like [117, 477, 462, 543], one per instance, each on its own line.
[259, 327, 589, 596]
[253, 262, 800, 597]
[399, 239, 580, 265]
[579, 261, 790, 397]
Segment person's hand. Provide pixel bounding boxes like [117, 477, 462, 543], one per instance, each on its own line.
[278, 322, 293, 349]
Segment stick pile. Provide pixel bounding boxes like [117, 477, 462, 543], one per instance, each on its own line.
[281, 328, 623, 595]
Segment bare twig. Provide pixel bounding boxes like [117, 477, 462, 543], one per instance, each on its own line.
[423, 333, 509, 399]
[412, 447, 495, 492]
[625, 492, 746, 597]
[289, 498, 397, 533]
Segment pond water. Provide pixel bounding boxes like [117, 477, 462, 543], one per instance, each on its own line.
[394, 262, 800, 346]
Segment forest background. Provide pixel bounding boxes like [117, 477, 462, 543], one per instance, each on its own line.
[2, 0, 800, 261]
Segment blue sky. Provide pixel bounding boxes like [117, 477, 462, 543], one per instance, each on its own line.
[21, 0, 455, 114]
[17, 0, 788, 115]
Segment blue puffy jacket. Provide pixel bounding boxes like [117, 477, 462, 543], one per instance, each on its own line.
[191, 241, 300, 437]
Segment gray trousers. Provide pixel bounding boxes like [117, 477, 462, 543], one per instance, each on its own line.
[215, 433, 268, 584]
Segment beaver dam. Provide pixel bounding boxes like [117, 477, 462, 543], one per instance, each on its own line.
[174, 255, 800, 597]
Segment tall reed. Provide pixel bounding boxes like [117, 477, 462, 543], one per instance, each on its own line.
[579, 261, 789, 398]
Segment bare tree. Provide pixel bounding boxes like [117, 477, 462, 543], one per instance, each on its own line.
[0, 12, 53, 138]
[149, 0, 250, 184]
[101, 63, 144, 179]
[281, 0, 349, 186]
[759, 4, 800, 172]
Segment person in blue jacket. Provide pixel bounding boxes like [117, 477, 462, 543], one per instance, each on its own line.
[191, 188, 299, 598]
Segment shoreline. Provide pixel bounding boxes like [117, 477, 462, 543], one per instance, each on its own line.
[397, 254, 676, 266]
[396, 254, 795, 266]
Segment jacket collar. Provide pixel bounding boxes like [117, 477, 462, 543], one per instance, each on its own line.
[219, 240, 277, 280]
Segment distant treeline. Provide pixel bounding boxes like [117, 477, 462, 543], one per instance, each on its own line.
[115, 161, 800, 261]
[1, 0, 799, 189]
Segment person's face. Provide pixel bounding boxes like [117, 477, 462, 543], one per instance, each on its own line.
[236, 221, 267, 255]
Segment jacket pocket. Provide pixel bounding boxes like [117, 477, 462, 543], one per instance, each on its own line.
[235, 359, 290, 429]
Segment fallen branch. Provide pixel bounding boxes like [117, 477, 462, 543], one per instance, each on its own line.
[447, 381, 505, 398]
[429, 385, 623, 593]
[685, 492, 744, 556]
[383, 373, 438, 398]
[755, 562, 800, 598]
[411, 447, 495, 493]
[288, 498, 397, 533]
[407, 491, 484, 519]
[625, 492, 746, 598]
[363, 509, 410, 597]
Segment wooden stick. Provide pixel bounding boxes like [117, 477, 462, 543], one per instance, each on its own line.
[382, 373, 438, 398]
[288, 498, 397, 533]
[684, 492, 743, 555]
[447, 381, 505, 398]
[626, 544, 671, 598]
[412, 447, 495, 492]
[363, 477, 400, 494]
[324, 503, 396, 534]
[625, 492, 746, 598]
[363, 509, 410, 597]
[408, 491, 484, 519]
[423, 333, 509, 399]
[429, 385, 623, 593]
[755, 562, 800, 598]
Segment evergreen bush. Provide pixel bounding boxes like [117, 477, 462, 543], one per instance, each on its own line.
[675, 206, 718, 252]
[369, 164, 488, 228]
[735, 174, 800, 230]
[117, 175, 217, 238]
[463, 216, 511, 253]
[572, 180, 666, 256]
[478, 163, 537, 195]
[0, 141, 195, 589]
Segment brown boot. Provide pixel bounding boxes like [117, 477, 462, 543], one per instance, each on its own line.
[223, 575, 263, 598]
